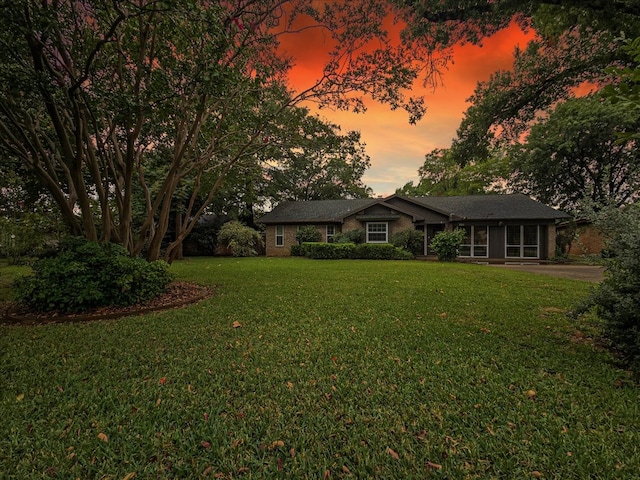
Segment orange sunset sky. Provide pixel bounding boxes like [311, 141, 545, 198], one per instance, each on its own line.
[282, 22, 536, 197]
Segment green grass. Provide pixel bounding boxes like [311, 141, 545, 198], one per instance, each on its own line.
[0, 260, 30, 303]
[1, 257, 638, 479]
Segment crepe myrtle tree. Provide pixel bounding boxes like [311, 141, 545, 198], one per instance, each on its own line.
[0, 0, 434, 263]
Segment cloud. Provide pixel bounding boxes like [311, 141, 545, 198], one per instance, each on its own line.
[284, 19, 535, 197]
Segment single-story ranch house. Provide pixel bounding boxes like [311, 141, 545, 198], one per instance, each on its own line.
[258, 194, 570, 260]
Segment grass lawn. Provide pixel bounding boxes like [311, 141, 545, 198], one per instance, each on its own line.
[1, 257, 638, 479]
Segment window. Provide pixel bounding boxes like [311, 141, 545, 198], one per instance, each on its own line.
[459, 226, 488, 257]
[506, 225, 538, 258]
[366, 222, 388, 243]
[326, 225, 335, 243]
[275, 225, 284, 247]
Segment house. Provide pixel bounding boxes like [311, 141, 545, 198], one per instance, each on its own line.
[557, 219, 606, 256]
[258, 194, 570, 260]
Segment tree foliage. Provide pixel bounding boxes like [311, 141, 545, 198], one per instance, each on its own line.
[403, 0, 640, 165]
[0, 0, 431, 262]
[511, 95, 640, 213]
[574, 203, 640, 374]
[264, 113, 372, 203]
[397, 148, 509, 196]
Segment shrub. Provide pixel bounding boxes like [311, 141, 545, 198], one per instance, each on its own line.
[290, 244, 306, 257]
[185, 215, 226, 255]
[573, 204, 640, 373]
[430, 228, 465, 262]
[0, 213, 63, 264]
[13, 237, 174, 313]
[333, 229, 366, 244]
[296, 225, 322, 244]
[390, 228, 424, 257]
[217, 221, 263, 257]
[353, 243, 395, 260]
[303, 242, 356, 259]
[300, 242, 412, 260]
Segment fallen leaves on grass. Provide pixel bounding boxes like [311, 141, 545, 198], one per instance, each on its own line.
[387, 447, 400, 459]
[97, 432, 108, 442]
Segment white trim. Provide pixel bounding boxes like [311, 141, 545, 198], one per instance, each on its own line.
[275, 225, 284, 247]
[366, 222, 388, 243]
[459, 225, 489, 258]
[326, 225, 335, 243]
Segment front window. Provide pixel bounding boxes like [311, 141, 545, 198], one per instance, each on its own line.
[367, 222, 388, 243]
[326, 225, 335, 243]
[506, 225, 538, 258]
[275, 225, 284, 247]
[459, 226, 488, 257]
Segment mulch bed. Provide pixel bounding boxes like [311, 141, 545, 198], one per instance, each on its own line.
[0, 282, 214, 326]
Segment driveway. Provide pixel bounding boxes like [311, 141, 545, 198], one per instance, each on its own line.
[489, 264, 605, 282]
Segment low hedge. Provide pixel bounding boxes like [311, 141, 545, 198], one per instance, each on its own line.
[300, 242, 413, 260]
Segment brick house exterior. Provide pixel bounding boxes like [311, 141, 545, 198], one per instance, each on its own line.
[259, 194, 569, 260]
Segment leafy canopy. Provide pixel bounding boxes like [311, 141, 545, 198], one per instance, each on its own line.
[0, 0, 433, 262]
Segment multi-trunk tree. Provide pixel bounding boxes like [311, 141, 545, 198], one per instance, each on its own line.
[0, 0, 432, 262]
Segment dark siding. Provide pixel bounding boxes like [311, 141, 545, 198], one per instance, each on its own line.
[489, 226, 505, 258]
[540, 225, 548, 260]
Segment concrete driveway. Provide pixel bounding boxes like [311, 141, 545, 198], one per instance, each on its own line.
[489, 264, 605, 282]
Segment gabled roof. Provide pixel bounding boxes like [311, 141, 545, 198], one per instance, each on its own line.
[258, 194, 570, 224]
[394, 194, 569, 221]
[258, 198, 378, 224]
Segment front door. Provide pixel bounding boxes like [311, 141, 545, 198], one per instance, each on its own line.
[426, 224, 445, 255]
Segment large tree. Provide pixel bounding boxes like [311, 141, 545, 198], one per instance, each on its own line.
[264, 110, 372, 202]
[511, 95, 640, 212]
[0, 0, 430, 262]
[402, 0, 640, 165]
[396, 147, 508, 196]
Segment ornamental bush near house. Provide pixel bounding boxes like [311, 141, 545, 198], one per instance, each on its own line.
[300, 242, 412, 260]
[390, 228, 425, 256]
[303, 242, 356, 259]
[290, 244, 306, 256]
[429, 228, 465, 262]
[217, 221, 263, 257]
[333, 228, 366, 244]
[13, 237, 174, 313]
[295, 225, 322, 244]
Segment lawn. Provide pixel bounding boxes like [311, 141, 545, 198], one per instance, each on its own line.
[1, 257, 638, 479]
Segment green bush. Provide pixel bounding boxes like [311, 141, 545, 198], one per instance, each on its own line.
[0, 213, 63, 264]
[390, 228, 424, 256]
[333, 229, 366, 244]
[296, 225, 322, 244]
[290, 244, 306, 257]
[300, 242, 412, 260]
[303, 242, 356, 259]
[13, 237, 174, 313]
[574, 205, 640, 374]
[217, 221, 263, 257]
[430, 228, 465, 262]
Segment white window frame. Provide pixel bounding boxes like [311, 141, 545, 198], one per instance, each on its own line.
[366, 222, 388, 243]
[459, 225, 488, 258]
[275, 225, 284, 247]
[326, 225, 335, 243]
[506, 225, 539, 258]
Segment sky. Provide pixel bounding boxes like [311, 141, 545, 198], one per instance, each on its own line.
[283, 23, 536, 197]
